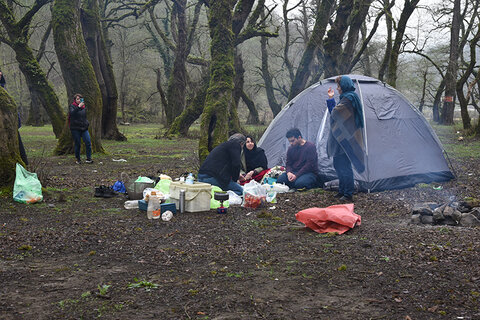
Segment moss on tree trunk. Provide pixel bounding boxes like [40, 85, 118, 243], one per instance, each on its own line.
[0, 88, 24, 187]
[52, 0, 104, 155]
[0, 0, 66, 138]
[81, 0, 126, 141]
[198, 0, 236, 162]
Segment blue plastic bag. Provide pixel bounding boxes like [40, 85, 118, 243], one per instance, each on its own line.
[112, 180, 126, 193]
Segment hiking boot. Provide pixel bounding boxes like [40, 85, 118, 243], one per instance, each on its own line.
[339, 195, 353, 202]
[75, 159, 82, 164]
[85, 159, 94, 164]
[334, 192, 343, 198]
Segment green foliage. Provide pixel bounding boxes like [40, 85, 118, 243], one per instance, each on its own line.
[127, 278, 159, 291]
[97, 284, 111, 296]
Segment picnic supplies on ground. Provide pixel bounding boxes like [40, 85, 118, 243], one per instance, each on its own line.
[147, 191, 161, 219]
[169, 181, 212, 212]
[210, 186, 230, 209]
[242, 180, 266, 209]
[295, 203, 361, 234]
[123, 173, 155, 200]
[154, 178, 171, 196]
[94, 185, 118, 198]
[112, 180, 126, 193]
[226, 190, 242, 205]
[13, 163, 43, 204]
[124, 200, 139, 209]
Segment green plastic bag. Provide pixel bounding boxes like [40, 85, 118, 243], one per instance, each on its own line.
[154, 179, 171, 196]
[13, 163, 43, 204]
[210, 186, 229, 209]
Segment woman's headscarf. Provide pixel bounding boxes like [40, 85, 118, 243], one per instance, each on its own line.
[339, 76, 364, 128]
[244, 136, 267, 172]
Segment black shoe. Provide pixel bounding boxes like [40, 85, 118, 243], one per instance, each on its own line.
[102, 186, 117, 198]
[94, 186, 104, 197]
[339, 195, 353, 202]
[334, 192, 343, 198]
[85, 159, 94, 164]
[76, 159, 82, 164]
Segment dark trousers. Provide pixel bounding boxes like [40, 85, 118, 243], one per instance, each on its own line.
[71, 129, 92, 161]
[333, 153, 354, 197]
[277, 172, 318, 190]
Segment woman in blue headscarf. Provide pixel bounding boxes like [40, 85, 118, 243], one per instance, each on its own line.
[325, 75, 365, 202]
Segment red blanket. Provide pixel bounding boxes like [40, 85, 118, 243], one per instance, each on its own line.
[295, 203, 361, 234]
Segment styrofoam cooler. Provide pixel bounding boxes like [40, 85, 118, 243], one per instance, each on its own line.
[169, 181, 212, 212]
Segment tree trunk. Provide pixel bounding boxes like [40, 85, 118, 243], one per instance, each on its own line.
[338, 0, 374, 74]
[260, 26, 282, 117]
[0, 0, 66, 138]
[288, 0, 333, 100]
[52, 0, 104, 155]
[378, 0, 393, 82]
[0, 88, 23, 186]
[81, 0, 126, 141]
[419, 68, 428, 113]
[323, 0, 355, 78]
[166, 73, 210, 136]
[433, 79, 445, 123]
[440, 0, 460, 125]
[386, 0, 421, 87]
[233, 52, 259, 124]
[165, 0, 188, 126]
[198, 0, 236, 162]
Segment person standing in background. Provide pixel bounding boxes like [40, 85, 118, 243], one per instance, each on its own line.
[69, 93, 93, 164]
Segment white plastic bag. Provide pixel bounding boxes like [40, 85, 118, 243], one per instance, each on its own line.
[243, 180, 267, 209]
[226, 190, 242, 205]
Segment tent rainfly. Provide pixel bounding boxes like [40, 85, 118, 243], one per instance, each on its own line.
[258, 74, 454, 192]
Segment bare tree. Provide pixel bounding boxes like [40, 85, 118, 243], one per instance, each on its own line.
[0, 0, 66, 138]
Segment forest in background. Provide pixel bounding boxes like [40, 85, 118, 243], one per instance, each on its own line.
[1, 0, 480, 184]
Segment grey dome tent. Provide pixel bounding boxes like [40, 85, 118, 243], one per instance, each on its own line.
[258, 74, 454, 192]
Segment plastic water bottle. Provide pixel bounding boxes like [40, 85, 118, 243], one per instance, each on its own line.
[266, 185, 277, 203]
[185, 173, 194, 185]
[124, 200, 139, 209]
[147, 191, 161, 219]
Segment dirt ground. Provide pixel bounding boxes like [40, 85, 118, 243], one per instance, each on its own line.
[0, 128, 479, 320]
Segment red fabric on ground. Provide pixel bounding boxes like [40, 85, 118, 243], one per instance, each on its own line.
[239, 169, 269, 186]
[295, 203, 361, 234]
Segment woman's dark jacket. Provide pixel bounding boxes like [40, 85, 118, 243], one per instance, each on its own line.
[69, 102, 89, 131]
[199, 140, 242, 190]
[241, 144, 268, 175]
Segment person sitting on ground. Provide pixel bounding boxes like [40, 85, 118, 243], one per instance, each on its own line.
[197, 133, 246, 196]
[276, 128, 319, 190]
[325, 75, 365, 202]
[238, 135, 268, 185]
[69, 93, 93, 164]
[0, 71, 6, 88]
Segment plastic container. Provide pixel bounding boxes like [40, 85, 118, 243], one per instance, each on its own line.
[169, 181, 212, 212]
[185, 173, 194, 185]
[124, 200, 139, 209]
[147, 191, 161, 219]
[162, 210, 173, 221]
[266, 185, 277, 203]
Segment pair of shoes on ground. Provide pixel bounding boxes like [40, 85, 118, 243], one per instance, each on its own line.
[76, 159, 94, 164]
[95, 185, 117, 198]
